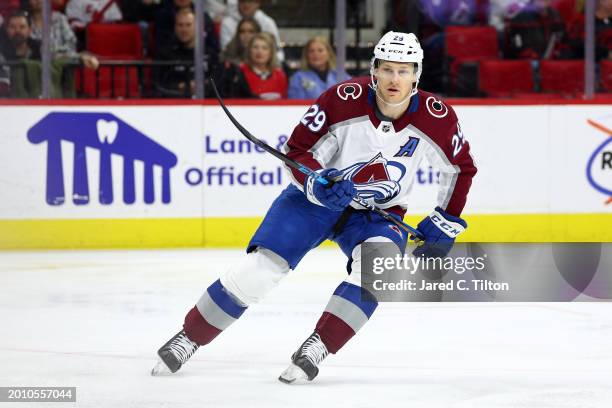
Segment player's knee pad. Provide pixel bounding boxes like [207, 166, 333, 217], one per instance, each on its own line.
[347, 236, 398, 287]
[220, 247, 290, 306]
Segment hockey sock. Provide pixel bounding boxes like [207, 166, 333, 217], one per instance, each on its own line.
[183, 279, 247, 346]
[314, 281, 378, 354]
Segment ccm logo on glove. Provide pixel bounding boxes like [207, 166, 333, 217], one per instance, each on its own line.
[430, 211, 466, 238]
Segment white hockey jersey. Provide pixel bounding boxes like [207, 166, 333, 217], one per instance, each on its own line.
[282, 77, 477, 217]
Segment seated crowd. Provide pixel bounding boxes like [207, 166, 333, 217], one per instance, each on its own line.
[0, 0, 610, 99]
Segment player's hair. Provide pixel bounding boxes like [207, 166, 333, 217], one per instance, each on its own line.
[300, 36, 336, 71]
[246, 32, 280, 71]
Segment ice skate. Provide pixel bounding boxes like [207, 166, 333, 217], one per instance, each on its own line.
[279, 332, 329, 384]
[151, 330, 199, 375]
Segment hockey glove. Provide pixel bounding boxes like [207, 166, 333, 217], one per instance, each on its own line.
[305, 168, 356, 211]
[411, 207, 467, 258]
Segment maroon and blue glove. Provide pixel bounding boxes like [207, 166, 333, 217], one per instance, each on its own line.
[411, 207, 467, 258]
[304, 168, 357, 211]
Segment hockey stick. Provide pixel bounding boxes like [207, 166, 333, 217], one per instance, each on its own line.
[210, 79, 424, 241]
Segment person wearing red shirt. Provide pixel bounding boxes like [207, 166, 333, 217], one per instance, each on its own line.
[240, 32, 287, 99]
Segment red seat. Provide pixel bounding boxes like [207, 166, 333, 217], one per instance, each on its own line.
[87, 23, 143, 58]
[445, 26, 500, 92]
[82, 24, 144, 98]
[479, 60, 534, 96]
[77, 58, 141, 99]
[0, 0, 20, 19]
[601, 60, 612, 93]
[446, 26, 500, 61]
[539, 60, 584, 95]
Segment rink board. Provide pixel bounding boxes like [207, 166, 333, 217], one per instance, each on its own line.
[0, 99, 611, 248]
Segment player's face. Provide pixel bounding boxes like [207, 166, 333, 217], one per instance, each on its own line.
[307, 41, 329, 71]
[374, 60, 416, 103]
[250, 38, 271, 66]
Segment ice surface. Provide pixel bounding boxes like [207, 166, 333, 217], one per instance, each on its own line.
[1, 248, 611, 408]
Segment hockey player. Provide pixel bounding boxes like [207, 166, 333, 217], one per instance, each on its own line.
[152, 31, 477, 383]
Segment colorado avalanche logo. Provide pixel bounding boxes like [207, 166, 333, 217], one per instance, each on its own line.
[337, 83, 363, 100]
[425, 96, 448, 118]
[342, 153, 406, 204]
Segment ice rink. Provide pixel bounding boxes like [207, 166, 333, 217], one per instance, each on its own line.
[1, 248, 611, 408]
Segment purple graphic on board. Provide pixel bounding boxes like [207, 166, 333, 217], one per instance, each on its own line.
[27, 112, 177, 206]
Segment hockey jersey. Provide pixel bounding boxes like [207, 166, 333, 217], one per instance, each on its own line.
[282, 77, 477, 217]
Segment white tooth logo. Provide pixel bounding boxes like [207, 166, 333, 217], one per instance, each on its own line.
[97, 119, 118, 144]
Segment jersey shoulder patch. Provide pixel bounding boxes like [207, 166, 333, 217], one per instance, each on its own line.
[423, 94, 450, 119]
[414, 91, 458, 125]
[336, 82, 364, 101]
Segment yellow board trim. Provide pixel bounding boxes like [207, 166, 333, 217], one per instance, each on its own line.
[0, 213, 611, 249]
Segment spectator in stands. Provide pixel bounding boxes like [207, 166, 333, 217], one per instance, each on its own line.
[53, 0, 68, 12]
[288, 36, 348, 99]
[488, 0, 530, 33]
[156, 7, 250, 98]
[28, 0, 99, 68]
[596, 0, 612, 60]
[65, 0, 123, 31]
[419, 0, 487, 27]
[155, 0, 219, 63]
[205, 0, 237, 23]
[0, 52, 10, 96]
[240, 32, 287, 99]
[2, 11, 42, 97]
[221, 16, 260, 64]
[3, 11, 41, 60]
[505, 0, 566, 59]
[567, 0, 612, 61]
[220, 0, 283, 61]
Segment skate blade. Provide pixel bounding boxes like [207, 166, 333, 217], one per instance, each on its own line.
[150, 359, 172, 376]
[278, 363, 309, 384]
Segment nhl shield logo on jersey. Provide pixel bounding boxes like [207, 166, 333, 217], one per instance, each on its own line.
[341, 153, 406, 204]
[337, 83, 363, 101]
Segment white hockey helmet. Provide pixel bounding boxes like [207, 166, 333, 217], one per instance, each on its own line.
[370, 31, 424, 96]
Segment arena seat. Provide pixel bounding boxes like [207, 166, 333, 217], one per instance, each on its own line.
[479, 60, 534, 97]
[445, 26, 500, 94]
[0, 0, 20, 19]
[80, 24, 144, 98]
[87, 23, 143, 58]
[446, 26, 500, 61]
[539, 60, 584, 95]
